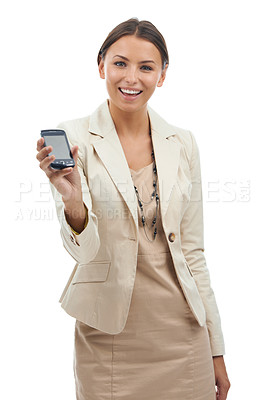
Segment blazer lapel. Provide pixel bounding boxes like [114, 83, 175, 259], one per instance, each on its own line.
[89, 100, 181, 231]
[151, 125, 181, 222]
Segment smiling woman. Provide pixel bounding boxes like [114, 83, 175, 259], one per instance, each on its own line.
[98, 34, 168, 115]
[36, 17, 230, 400]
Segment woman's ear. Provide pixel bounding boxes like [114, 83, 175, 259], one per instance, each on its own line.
[98, 58, 105, 79]
[157, 64, 168, 88]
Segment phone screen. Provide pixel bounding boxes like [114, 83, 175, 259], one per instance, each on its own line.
[43, 135, 71, 159]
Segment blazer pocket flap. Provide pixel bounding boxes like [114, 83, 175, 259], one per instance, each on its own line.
[73, 262, 111, 284]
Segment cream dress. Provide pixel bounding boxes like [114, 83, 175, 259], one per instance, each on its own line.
[74, 162, 216, 400]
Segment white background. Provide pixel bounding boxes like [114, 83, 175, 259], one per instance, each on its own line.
[1, 0, 265, 398]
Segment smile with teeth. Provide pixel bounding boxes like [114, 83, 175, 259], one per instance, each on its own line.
[119, 88, 143, 95]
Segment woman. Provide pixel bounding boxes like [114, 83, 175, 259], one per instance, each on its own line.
[36, 18, 230, 400]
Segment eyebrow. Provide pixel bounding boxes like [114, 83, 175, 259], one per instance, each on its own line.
[113, 55, 156, 64]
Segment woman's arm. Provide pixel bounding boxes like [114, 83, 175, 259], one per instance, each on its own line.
[36, 127, 100, 264]
[213, 356, 231, 399]
[180, 132, 230, 398]
[180, 131, 225, 357]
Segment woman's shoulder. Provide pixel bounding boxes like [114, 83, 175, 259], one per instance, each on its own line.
[167, 122, 194, 146]
[148, 106, 197, 160]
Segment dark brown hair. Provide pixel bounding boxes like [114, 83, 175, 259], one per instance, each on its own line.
[97, 18, 169, 70]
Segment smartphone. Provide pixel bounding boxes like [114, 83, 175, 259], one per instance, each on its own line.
[40, 129, 75, 169]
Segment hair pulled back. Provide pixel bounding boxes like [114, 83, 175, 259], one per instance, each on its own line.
[97, 18, 169, 70]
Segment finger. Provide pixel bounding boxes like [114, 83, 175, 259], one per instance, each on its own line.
[48, 166, 74, 182]
[216, 383, 229, 400]
[36, 137, 45, 152]
[36, 145, 53, 162]
[70, 145, 79, 168]
[39, 154, 56, 172]
[218, 387, 228, 400]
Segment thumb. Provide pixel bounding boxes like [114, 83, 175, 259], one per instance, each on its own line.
[71, 145, 79, 168]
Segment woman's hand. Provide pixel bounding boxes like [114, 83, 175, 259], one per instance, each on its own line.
[36, 137, 87, 233]
[36, 137, 82, 203]
[213, 356, 231, 399]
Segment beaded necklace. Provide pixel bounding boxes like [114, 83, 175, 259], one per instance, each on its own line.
[131, 125, 159, 242]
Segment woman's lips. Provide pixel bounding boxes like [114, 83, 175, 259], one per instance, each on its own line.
[118, 87, 143, 101]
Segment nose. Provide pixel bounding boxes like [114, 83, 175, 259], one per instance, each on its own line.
[124, 66, 138, 84]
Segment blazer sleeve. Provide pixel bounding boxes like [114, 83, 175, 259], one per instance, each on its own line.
[180, 131, 226, 357]
[49, 123, 100, 264]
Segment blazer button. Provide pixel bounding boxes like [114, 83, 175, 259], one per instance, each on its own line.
[168, 233, 175, 242]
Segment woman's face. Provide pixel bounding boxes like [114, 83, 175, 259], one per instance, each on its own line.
[98, 35, 168, 113]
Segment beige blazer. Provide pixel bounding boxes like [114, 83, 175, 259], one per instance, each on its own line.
[50, 99, 225, 356]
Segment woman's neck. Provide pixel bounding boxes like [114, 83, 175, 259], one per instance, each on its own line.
[108, 99, 150, 140]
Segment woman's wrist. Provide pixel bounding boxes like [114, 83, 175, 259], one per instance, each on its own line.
[63, 197, 87, 234]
